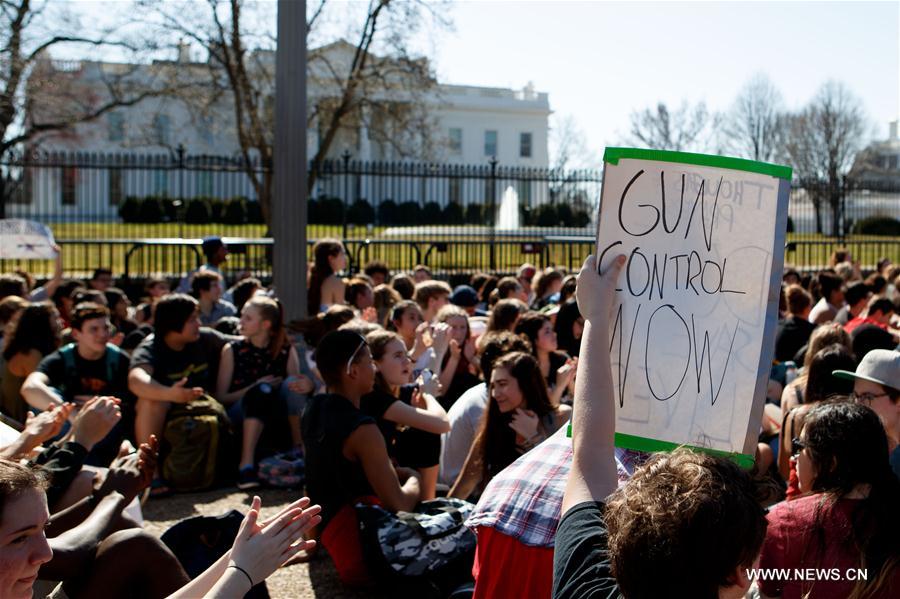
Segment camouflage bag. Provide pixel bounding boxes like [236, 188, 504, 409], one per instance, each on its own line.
[355, 497, 476, 579]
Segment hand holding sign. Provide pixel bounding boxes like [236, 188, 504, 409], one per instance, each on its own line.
[594, 148, 791, 464]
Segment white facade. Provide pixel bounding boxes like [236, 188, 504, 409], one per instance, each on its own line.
[13, 43, 550, 220]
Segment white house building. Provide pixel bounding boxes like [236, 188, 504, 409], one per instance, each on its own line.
[11, 42, 551, 221]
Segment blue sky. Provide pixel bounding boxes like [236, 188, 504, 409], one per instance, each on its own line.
[425, 1, 899, 159]
[59, 1, 899, 162]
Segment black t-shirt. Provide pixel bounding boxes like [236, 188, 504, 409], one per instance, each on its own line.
[301, 393, 376, 527]
[129, 328, 229, 390]
[37, 345, 132, 403]
[553, 502, 621, 599]
[774, 316, 817, 363]
[360, 385, 415, 458]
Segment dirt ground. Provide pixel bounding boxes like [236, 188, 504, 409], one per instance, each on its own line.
[141, 487, 390, 599]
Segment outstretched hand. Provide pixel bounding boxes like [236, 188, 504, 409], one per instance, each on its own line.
[229, 496, 322, 587]
[575, 254, 626, 324]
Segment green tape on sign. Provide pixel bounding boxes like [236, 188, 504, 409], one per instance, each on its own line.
[565, 424, 754, 469]
[603, 147, 792, 181]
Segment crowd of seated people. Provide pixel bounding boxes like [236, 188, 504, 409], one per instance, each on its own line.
[2, 240, 900, 598]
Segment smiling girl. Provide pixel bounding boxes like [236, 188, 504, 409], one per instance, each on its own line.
[449, 351, 571, 500]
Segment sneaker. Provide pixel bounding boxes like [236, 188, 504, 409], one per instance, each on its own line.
[237, 466, 261, 490]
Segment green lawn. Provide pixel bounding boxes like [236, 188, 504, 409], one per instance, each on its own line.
[3, 222, 898, 279]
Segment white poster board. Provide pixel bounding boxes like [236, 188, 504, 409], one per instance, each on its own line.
[596, 148, 791, 466]
[0, 219, 57, 259]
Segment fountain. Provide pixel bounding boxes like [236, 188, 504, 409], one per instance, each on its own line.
[497, 185, 520, 229]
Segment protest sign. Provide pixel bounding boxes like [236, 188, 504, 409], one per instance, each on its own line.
[0, 219, 57, 259]
[595, 148, 791, 466]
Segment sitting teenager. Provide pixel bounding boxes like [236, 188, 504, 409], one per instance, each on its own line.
[487, 276, 527, 308]
[515, 311, 577, 405]
[345, 278, 375, 314]
[1, 302, 62, 425]
[833, 280, 871, 326]
[307, 238, 347, 316]
[808, 271, 845, 325]
[449, 351, 571, 501]
[759, 401, 900, 598]
[435, 305, 480, 409]
[777, 344, 855, 495]
[301, 329, 421, 586]
[387, 300, 450, 377]
[225, 276, 262, 313]
[832, 348, 900, 478]
[553, 254, 768, 599]
[373, 284, 401, 328]
[553, 299, 584, 358]
[845, 297, 899, 341]
[362, 330, 450, 500]
[484, 298, 527, 335]
[774, 285, 816, 363]
[103, 288, 138, 338]
[192, 270, 237, 326]
[389, 273, 415, 300]
[530, 268, 563, 310]
[216, 296, 314, 489]
[21, 303, 134, 466]
[439, 331, 532, 487]
[781, 323, 852, 416]
[1, 455, 322, 599]
[127, 294, 232, 493]
[414, 280, 452, 324]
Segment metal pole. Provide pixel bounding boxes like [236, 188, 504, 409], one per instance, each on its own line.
[273, 0, 307, 320]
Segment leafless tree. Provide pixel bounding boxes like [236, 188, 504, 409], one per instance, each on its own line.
[627, 101, 716, 153]
[723, 74, 785, 162]
[781, 81, 867, 236]
[0, 0, 186, 214]
[138, 0, 449, 230]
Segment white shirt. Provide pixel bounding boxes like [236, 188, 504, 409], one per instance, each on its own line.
[439, 382, 488, 486]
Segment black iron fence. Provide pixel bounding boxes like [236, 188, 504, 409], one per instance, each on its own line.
[1, 148, 899, 278]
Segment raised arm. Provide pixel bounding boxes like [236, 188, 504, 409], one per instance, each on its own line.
[561, 254, 625, 516]
[382, 388, 450, 434]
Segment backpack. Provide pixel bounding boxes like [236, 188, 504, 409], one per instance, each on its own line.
[258, 449, 304, 488]
[160, 510, 269, 598]
[356, 498, 477, 581]
[58, 343, 123, 400]
[162, 395, 233, 491]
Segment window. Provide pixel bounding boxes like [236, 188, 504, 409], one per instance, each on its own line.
[448, 128, 462, 155]
[484, 130, 497, 156]
[109, 170, 122, 206]
[153, 114, 171, 146]
[520, 132, 532, 158]
[108, 112, 124, 142]
[61, 167, 77, 205]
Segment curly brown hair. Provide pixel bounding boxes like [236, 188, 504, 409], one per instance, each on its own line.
[605, 448, 767, 598]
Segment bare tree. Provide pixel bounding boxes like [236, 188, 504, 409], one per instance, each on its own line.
[138, 0, 448, 230]
[550, 114, 596, 172]
[0, 0, 185, 214]
[781, 81, 867, 236]
[627, 101, 715, 152]
[724, 73, 784, 162]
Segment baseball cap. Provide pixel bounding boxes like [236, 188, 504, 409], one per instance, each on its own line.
[833, 349, 900, 392]
[451, 285, 479, 308]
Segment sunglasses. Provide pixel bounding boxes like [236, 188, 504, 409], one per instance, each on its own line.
[791, 437, 807, 457]
[346, 336, 368, 374]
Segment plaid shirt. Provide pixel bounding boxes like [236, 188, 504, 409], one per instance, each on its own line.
[465, 425, 642, 548]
